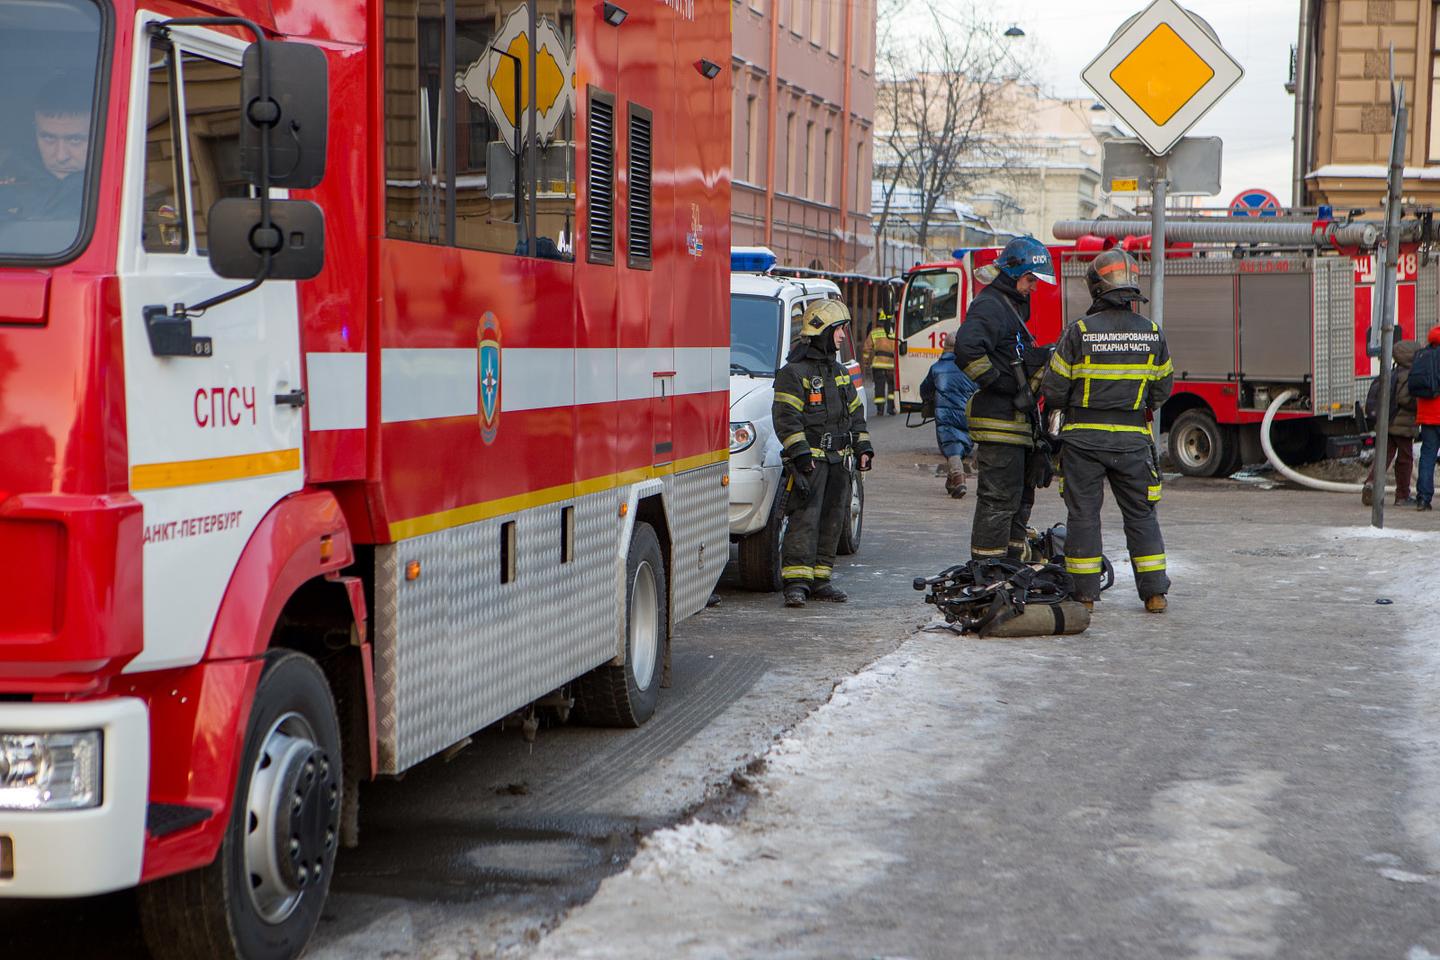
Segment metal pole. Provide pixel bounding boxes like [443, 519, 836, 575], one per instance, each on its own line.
[1371, 82, 1406, 529]
[1150, 154, 1167, 449]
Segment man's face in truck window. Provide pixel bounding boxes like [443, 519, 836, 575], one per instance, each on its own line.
[35, 111, 90, 180]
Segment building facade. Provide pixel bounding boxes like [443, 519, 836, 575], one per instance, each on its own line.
[871, 81, 1131, 261]
[1293, 0, 1440, 208]
[731, 0, 876, 270]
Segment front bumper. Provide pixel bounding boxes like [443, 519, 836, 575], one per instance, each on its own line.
[0, 698, 149, 897]
[728, 463, 780, 536]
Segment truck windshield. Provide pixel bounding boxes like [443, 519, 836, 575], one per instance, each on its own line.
[902, 270, 960, 338]
[730, 293, 782, 377]
[0, 0, 104, 261]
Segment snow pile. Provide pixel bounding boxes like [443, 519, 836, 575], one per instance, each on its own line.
[627, 821, 741, 882]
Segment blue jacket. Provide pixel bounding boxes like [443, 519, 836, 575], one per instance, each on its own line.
[921, 351, 978, 458]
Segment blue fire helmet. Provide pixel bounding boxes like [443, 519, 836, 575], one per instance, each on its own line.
[995, 236, 1056, 285]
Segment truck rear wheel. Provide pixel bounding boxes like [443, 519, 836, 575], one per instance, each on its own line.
[139, 651, 341, 960]
[573, 522, 667, 727]
[1168, 409, 1239, 478]
[737, 485, 787, 592]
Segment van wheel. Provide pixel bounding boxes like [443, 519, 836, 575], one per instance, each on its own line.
[737, 485, 788, 592]
[574, 522, 667, 727]
[837, 467, 863, 555]
[139, 651, 341, 960]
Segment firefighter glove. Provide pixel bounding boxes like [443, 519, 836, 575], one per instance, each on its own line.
[794, 453, 815, 474]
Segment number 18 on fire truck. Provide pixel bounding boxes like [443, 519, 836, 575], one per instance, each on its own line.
[0, 1, 730, 957]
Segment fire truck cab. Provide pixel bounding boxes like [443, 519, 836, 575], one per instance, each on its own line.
[0, 0, 730, 956]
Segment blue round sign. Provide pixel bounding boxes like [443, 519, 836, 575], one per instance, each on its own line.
[1229, 189, 1282, 218]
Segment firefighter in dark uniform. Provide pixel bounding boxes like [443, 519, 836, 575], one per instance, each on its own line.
[772, 299, 875, 608]
[1041, 248, 1173, 613]
[952, 236, 1056, 562]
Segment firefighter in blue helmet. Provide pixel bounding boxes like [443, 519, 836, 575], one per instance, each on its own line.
[952, 236, 1055, 562]
[772, 299, 875, 608]
[1041, 248, 1173, 613]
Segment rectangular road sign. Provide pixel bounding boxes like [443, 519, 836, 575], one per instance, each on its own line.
[1083, 0, 1244, 157]
[1102, 136, 1222, 195]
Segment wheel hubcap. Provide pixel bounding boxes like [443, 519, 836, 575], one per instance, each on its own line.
[244, 712, 339, 925]
[629, 561, 659, 692]
[1178, 425, 1212, 469]
[849, 476, 862, 538]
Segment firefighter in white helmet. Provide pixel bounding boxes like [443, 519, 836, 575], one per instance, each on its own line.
[772, 299, 875, 607]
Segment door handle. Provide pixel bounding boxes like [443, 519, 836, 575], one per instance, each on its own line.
[274, 389, 307, 408]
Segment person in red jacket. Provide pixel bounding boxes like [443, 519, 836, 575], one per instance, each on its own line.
[1415, 326, 1440, 511]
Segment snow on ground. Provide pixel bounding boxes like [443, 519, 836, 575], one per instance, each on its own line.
[527, 635, 1016, 960]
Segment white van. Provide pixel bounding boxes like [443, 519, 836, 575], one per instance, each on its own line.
[728, 249, 867, 591]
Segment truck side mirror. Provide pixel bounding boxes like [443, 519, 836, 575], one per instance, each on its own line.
[208, 198, 325, 280]
[240, 39, 328, 189]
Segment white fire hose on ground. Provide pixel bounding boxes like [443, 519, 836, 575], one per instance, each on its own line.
[1260, 388, 1390, 494]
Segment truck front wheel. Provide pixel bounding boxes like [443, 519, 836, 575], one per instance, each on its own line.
[1168, 409, 1239, 478]
[139, 651, 342, 960]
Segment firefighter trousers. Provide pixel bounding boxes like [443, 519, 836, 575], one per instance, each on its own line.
[971, 442, 1035, 560]
[872, 368, 895, 414]
[1060, 442, 1169, 601]
[781, 459, 851, 589]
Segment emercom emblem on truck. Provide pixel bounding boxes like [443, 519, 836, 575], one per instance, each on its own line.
[480, 311, 503, 444]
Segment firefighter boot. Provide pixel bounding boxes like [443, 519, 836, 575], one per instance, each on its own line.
[784, 586, 809, 608]
[1145, 595, 1167, 614]
[810, 582, 848, 602]
[945, 470, 967, 499]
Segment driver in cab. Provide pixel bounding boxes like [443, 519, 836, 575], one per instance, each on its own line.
[0, 77, 90, 223]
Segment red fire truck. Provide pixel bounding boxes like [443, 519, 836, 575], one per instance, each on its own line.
[894, 218, 1440, 477]
[0, 0, 729, 956]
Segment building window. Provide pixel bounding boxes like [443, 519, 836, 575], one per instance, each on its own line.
[1431, 4, 1440, 161]
[854, 138, 864, 212]
[745, 94, 757, 182]
[829, 0, 842, 54]
[384, 0, 576, 258]
[802, 119, 814, 198]
[822, 128, 832, 205]
[784, 110, 796, 192]
[809, 0, 822, 44]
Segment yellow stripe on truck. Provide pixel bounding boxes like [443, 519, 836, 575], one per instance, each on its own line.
[130, 448, 301, 491]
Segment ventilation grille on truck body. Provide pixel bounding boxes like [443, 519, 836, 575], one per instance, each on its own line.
[587, 90, 616, 264]
[628, 104, 653, 268]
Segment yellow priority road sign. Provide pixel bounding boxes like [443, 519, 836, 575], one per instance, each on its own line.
[1082, 0, 1243, 157]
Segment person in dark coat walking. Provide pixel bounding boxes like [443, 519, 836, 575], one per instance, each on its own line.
[920, 331, 978, 497]
[1364, 339, 1421, 507]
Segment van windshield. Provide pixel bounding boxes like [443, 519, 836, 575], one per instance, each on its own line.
[730, 294, 782, 377]
[0, 0, 104, 261]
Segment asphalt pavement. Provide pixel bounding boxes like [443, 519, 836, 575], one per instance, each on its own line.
[8, 411, 1440, 958]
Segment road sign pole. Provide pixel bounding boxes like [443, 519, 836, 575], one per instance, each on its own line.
[1150, 154, 1168, 449]
[1371, 83, 1407, 530]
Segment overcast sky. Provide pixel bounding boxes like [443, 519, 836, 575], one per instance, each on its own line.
[1011, 0, 1303, 205]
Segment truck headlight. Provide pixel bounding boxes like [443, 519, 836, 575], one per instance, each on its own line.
[729, 421, 757, 454]
[0, 731, 102, 810]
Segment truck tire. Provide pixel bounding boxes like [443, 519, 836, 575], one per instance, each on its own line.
[139, 651, 342, 960]
[737, 485, 788, 592]
[573, 522, 667, 727]
[836, 466, 864, 556]
[1168, 409, 1237, 478]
